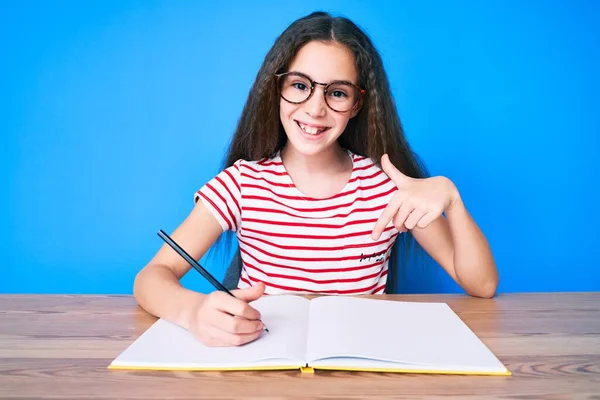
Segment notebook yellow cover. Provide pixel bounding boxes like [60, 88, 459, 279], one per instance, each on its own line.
[108, 295, 511, 376]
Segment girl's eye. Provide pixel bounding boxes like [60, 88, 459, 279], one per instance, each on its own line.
[329, 90, 348, 98]
[292, 82, 309, 91]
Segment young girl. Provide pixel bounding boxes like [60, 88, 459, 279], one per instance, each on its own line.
[133, 11, 499, 347]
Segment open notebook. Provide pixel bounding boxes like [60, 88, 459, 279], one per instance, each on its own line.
[109, 295, 510, 375]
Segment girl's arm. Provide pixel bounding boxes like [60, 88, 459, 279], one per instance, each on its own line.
[133, 200, 265, 346]
[410, 188, 499, 298]
[133, 200, 221, 326]
[372, 155, 499, 298]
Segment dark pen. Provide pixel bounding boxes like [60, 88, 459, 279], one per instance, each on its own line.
[157, 229, 269, 332]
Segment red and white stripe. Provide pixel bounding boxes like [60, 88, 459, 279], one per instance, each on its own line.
[195, 151, 400, 295]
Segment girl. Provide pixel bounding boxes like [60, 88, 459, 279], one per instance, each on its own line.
[133, 11, 499, 347]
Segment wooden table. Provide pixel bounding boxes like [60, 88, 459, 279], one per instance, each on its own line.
[1, 293, 599, 399]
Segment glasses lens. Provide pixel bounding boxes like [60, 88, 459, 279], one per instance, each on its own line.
[279, 73, 312, 103]
[325, 82, 360, 112]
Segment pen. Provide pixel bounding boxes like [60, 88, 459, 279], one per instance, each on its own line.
[157, 229, 269, 332]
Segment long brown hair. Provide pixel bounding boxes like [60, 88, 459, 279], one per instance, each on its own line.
[216, 11, 428, 293]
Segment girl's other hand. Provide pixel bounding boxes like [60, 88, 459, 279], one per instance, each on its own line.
[372, 154, 459, 239]
[185, 282, 266, 346]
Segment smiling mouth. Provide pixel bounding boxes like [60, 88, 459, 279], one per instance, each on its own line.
[296, 121, 330, 135]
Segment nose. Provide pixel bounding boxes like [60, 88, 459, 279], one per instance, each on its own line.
[303, 85, 327, 118]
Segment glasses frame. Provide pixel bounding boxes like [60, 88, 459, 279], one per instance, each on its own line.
[274, 71, 366, 113]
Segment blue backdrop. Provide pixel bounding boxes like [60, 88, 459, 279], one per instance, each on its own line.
[2, 1, 599, 295]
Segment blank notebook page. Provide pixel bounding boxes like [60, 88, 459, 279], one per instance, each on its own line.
[110, 295, 310, 369]
[305, 296, 507, 372]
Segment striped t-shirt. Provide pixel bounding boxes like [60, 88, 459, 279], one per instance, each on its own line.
[195, 150, 400, 295]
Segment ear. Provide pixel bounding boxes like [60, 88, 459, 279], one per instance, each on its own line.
[350, 97, 364, 118]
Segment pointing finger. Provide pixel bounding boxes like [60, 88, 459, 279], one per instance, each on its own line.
[372, 194, 402, 240]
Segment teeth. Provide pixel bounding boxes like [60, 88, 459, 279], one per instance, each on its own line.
[299, 122, 327, 135]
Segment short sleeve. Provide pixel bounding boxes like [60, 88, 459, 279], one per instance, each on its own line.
[194, 160, 242, 232]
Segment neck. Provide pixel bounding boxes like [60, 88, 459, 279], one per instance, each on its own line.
[281, 143, 350, 175]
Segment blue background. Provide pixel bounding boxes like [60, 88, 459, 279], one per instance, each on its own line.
[2, 1, 599, 295]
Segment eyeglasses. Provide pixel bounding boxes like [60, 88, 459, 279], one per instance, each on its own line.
[275, 71, 365, 113]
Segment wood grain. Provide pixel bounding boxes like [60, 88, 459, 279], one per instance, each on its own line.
[1, 292, 599, 399]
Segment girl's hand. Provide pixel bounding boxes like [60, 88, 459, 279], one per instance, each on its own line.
[372, 154, 459, 239]
[185, 283, 266, 347]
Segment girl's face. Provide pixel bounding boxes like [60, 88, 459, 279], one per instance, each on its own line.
[279, 41, 361, 157]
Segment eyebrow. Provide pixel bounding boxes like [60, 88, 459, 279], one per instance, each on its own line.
[288, 70, 357, 86]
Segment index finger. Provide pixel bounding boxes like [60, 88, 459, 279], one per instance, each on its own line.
[213, 292, 262, 321]
[372, 198, 400, 240]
